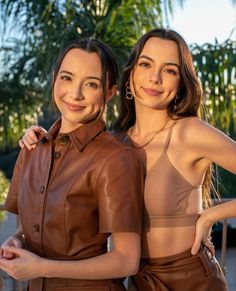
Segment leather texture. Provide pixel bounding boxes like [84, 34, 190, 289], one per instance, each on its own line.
[6, 118, 144, 291]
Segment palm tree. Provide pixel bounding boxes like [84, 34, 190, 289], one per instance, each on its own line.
[192, 38, 236, 197]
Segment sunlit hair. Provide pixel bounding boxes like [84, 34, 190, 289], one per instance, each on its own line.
[115, 28, 216, 208]
[52, 38, 118, 118]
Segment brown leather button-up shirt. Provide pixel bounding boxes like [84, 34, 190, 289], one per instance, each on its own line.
[5, 118, 144, 290]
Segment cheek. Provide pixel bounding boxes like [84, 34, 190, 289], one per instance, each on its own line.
[130, 70, 142, 93]
[133, 68, 144, 83]
[53, 81, 64, 100]
[166, 77, 180, 91]
[88, 93, 103, 109]
[95, 96, 104, 108]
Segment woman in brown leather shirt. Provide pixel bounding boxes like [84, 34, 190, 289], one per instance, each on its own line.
[0, 38, 144, 291]
[8, 29, 236, 290]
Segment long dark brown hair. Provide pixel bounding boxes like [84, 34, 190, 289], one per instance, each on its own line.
[52, 38, 118, 116]
[115, 28, 216, 208]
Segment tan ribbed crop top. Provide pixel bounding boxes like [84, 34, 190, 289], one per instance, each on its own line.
[143, 123, 201, 229]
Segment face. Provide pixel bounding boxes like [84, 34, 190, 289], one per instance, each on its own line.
[53, 48, 113, 133]
[131, 37, 181, 111]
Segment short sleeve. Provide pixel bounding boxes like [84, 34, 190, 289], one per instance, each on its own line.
[5, 149, 23, 214]
[96, 149, 144, 234]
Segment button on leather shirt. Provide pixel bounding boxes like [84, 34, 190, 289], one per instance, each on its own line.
[5, 118, 144, 261]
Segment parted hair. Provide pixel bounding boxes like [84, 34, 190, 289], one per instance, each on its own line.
[52, 38, 118, 112]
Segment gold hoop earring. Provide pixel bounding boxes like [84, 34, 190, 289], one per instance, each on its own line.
[125, 81, 134, 100]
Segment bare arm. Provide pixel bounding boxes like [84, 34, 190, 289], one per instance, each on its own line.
[0, 232, 140, 281]
[185, 118, 236, 174]
[191, 200, 236, 255]
[181, 118, 236, 254]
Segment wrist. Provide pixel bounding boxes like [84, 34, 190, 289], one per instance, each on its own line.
[40, 258, 53, 278]
[200, 210, 215, 227]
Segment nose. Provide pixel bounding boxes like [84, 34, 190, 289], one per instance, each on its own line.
[149, 69, 162, 85]
[70, 84, 83, 100]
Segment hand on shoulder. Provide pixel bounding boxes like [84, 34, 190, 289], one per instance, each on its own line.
[19, 125, 47, 150]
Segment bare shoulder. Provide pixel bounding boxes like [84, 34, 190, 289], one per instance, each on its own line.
[176, 116, 210, 130]
[174, 117, 227, 146]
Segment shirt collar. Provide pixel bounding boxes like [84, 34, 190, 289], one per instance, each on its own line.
[38, 118, 106, 152]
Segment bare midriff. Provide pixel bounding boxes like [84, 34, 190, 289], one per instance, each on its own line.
[141, 225, 196, 258]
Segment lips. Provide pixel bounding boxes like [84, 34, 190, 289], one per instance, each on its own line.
[63, 100, 86, 111]
[142, 87, 163, 96]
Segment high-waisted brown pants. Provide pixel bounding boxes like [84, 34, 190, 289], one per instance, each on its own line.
[130, 246, 228, 291]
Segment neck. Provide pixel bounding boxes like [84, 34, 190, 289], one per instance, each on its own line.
[133, 104, 169, 136]
[60, 118, 83, 133]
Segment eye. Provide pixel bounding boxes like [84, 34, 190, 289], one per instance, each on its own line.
[60, 75, 72, 81]
[164, 68, 178, 75]
[85, 82, 99, 89]
[138, 62, 151, 69]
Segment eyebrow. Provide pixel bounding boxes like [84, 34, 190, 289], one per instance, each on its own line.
[59, 70, 102, 81]
[139, 55, 180, 69]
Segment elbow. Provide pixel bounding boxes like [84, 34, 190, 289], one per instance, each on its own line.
[113, 233, 141, 277]
[123, 255, 140, 276]
[128, 264, 139, 276]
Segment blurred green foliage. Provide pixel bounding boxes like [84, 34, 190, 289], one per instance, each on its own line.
[0, 170, 9, 221]
[192, 39, 236, 137]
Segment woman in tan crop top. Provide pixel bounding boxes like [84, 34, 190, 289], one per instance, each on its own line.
[114, 28, 236, 291]
[13, 29, 236, 291]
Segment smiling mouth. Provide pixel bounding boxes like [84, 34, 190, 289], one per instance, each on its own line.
[142, 87, 163, 96]
[63, 101, 86, 111]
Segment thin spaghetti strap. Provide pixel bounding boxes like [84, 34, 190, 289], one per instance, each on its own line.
[163, 122, 176, 152]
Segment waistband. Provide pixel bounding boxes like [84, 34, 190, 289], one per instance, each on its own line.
[132, 245, 227, 291]
[143, 213, 200, 229]
[140, 247, 201, 269]
[140, 245, 217, 274]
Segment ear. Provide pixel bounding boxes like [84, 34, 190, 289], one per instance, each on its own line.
[105, 85, 117, 102]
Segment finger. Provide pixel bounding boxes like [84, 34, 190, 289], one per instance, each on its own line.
[1, 244, 17, 259]
[21, 137, 36, 151]
[36, 126, 47, 134]
[2, 250, 16, 260]
[2, 246, 23, 257]
[23, 125, 45, 144]
[191, 238, 201, 255]
[28, 125, 47, 138]
[21, 126, 47, 150]
[23, 132, 38, 145]
[191, 232, 202, 255]
[19, 139, 25, 149]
